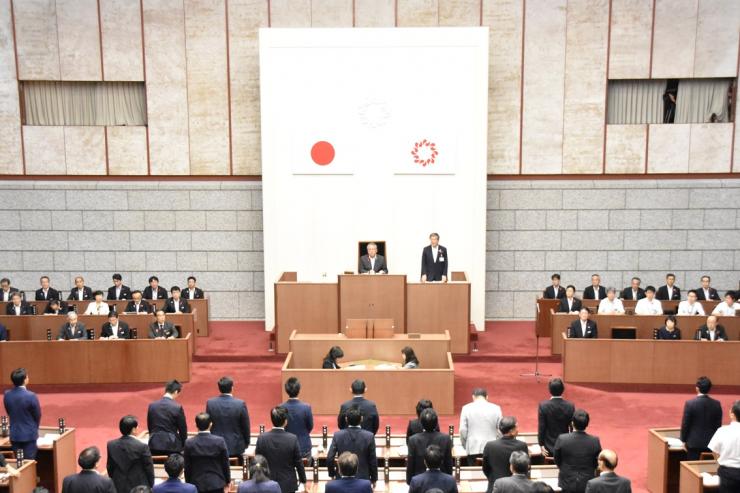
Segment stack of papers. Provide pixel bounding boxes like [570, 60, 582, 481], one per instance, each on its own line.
[701, 473, 720, 487]
[391, 483, 409, 493]
[37, 433, 60, 446]
[666, 438, 684, 449]
[245, 445, 256, 456]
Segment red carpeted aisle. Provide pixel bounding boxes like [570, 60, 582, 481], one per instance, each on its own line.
[3, 321, 739, 492]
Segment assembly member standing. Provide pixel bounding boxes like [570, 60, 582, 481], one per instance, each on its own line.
[3, 368, 41, 459]
[421, 233, 448, 282]
[148, 380, 188, 456]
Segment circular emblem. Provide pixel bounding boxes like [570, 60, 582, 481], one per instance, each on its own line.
[411, 139, 438, 167]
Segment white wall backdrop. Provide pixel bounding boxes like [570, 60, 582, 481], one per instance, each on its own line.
[260, 28, 489, 331]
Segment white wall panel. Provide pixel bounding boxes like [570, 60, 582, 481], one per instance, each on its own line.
[694, 0, 740, 77]
[23, 125, 65, 174]
[100, 0, 144, 81]
[0, 0, 22, 173]
[688, 123, 732, 173]
[355, 0, 395, 27]
[608, 0, 653, 79]
[605, 124, 646, 174]
[107, 126, 148, 175]
[64, 126, 105, 175]
[652, 0, 697, 78]
[647, 124, 690, 173]
[14, 0, 60, 80]
[56, 0, 101, 81]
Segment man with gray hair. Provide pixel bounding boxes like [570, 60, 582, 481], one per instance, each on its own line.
[483, 416, 529, 490]
[585, 449, 631, 492]
[359, 243, 387, 274]
[597, 288, 624, 315]
[492, 451, 531, 493]
[460, 388, 502, 465]
[58, 312, 86, 340]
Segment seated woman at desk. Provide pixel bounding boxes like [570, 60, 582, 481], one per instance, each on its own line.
[83, 291, 110, 316]
[401, 346, 420, 369]
[656, 315, 681, 340]
[323, 346, 344, 369]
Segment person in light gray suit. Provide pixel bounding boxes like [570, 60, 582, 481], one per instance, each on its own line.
[492, 451, 533, 493]
[585, 450, 631, 493]
[460, 388, 503, 465]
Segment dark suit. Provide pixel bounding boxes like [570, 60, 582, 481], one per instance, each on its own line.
[697, 325, 728, 341]
[101, 321, 131, 339]
[0, 287, 18, 302]
[359, 254, 388, 274]
[325, 478, 373, 493]
[255, 428, 306, 493]
[165, 297, 190, 314]
[406, 431, 453, 484]
[282, 398, 314, 456]
[58, 322, 86, 340]
[695, 287, 720, 301]
[406, 418, 439, 444]
[35, 287, 60, 301]
[338, 397, 380, 435]
[585, 472, 632, 493]
[538, 398, 575, 455]
[154, 478, 198, 493]
[483, 436, 529, 489]
[656, 326, 681, 340]
[184, 432, 231, 493]
[5, 302, 32, 315]
[680, 394, 723, 459]
[327, 427, 378, 482]
[107, 285, 132, 300]
[147, 397, 188, 454]
[568, 319, 597, 339]
[182, 287, 204, 300]
[206, 394, 251, 457]
[61, 470, 116, 493]
[143, 286, 169, 300]
[492, 474, 532, 493]
[0, 323, 6, 341]
[106, 434, 155, 493]
[543, 285, 566, 300]
[3, 386, 42, 459]
[656, 285, 681, 301]
[420, 245, 448, 281]
[68, 286, 93, 301]
[620, 288, 645, 301]
[582, 286, 607, 300]
[409, 470, 458, 493]
[149, 321, 179, 339]
[44, 300, 68, 314]
[125, 300, 151, 314]
[559, 297, 583, 313]
[554, 431, 602, 493]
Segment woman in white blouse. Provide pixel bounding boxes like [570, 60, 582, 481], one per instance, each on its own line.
[84, 291, 110, 315]
[712, 292, 740, 316]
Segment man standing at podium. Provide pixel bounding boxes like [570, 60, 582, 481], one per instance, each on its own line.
[421, 233, 448, 282]
[359, 243, 387, 274]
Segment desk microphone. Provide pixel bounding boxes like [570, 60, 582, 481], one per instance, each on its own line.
[259, 424, 265, 435]
[322, 426, 328, 449]
[0, 416, 8, 437]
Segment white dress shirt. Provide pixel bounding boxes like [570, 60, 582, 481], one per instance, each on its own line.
[78, 289, 84, 301]
[84, 302, 110, 316]
[635, 298, 663, 315]
[108, 324, 119, 339]
[677, 301, 705, 315]
[151, 290, 158, 300]
[712, 302, 740, 316]
[709, 421, 740, 468]
[431, 245, 439, 261]
[598, 298, 625, 314]
[703, 288, 712, 300]
[370, 256, 376, 270]
[13, 305, 21, 315]
[592, 286, 601, 301]
[188, 290, 195, 300]
[2, 290, 10, 302]
[115, 287, 122, 299]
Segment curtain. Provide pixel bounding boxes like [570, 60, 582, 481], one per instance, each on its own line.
[607, 79, 666, 124]
[675, 78, 732, 123]
[22, 81, 147, 126]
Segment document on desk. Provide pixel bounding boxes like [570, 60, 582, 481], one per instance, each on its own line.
[666, 437, 684, 449]
[37, 433, 60, 446]
[702, 473, 720, 487]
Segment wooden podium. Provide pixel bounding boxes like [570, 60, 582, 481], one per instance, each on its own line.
[339, 275, 406, 334]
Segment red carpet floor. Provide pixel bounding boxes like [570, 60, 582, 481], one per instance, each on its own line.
[3, 321, 739, 492]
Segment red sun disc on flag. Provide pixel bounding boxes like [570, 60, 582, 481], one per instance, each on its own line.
[410, 139, 438, 167]
[311, 141, 335, 165]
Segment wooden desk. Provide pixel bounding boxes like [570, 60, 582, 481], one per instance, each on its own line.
[0, 459, 37, 493]
[648, 428, 686, 493]
[679, 461, 719, 493]
[339, 275, 406, 334]
[0, 427, 76, 493]
[562, 335, 740, 385]
[551, 314, 740, 355]
[0, 336, 192, 384]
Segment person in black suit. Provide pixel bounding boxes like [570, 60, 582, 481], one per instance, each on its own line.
[323, 346, 344, 369]
[585, 449, 631, 493]
[420, 233, 448, 282]
[338, 380, 380, 434]
[126, 290, 152, 314]
[680, 376, 723, 460]
[6, 292, 32, 315]
[61, 446, 116, 493]
[183, 276, 205, 301]
[559, 285, 583, 313]
[108, 273, 132, 300]
[696, 275, 721, 301]
[148, 380, 188, 456]
[3, 368, 42, 460]
[44, 299, 68, 315]
[106, 415, 154, 493]
[582, 275, 607, 301]
[68, 276, 93, 301]
[482, 416, 529, 490]
[406, 408, 453, 484]
[328, 406, 378, 483]
[205, 376, 250, 460]
[149, 310, 179, 339]
[358, 242, 388, 274]
[184, 413, 231, 493]
[538, 378, 575, 458]
[409, 444, 458, 493]
[35, 276, 60, 301]
[165, 286, 191, 314]
[554, 409, 602, 493]
[490, 451, 533, 493]
[621, 277, 645, 301]
[255, 407, 306, 493]
[568, 308, 597, 339]
[58, 312, 86, 340]
[282, 377, 314, 458]
[543, 274, 566, 299]
[100, 312, 131, 339]
[144, 276, 169, 301]
[0, 277, 19, 302]
[656, 315, 681, 340]
[407, 399, 439, 444]
[656, 273, 681, 301]
[325, 452, 373, 493]
[697, 316, 728, 341]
